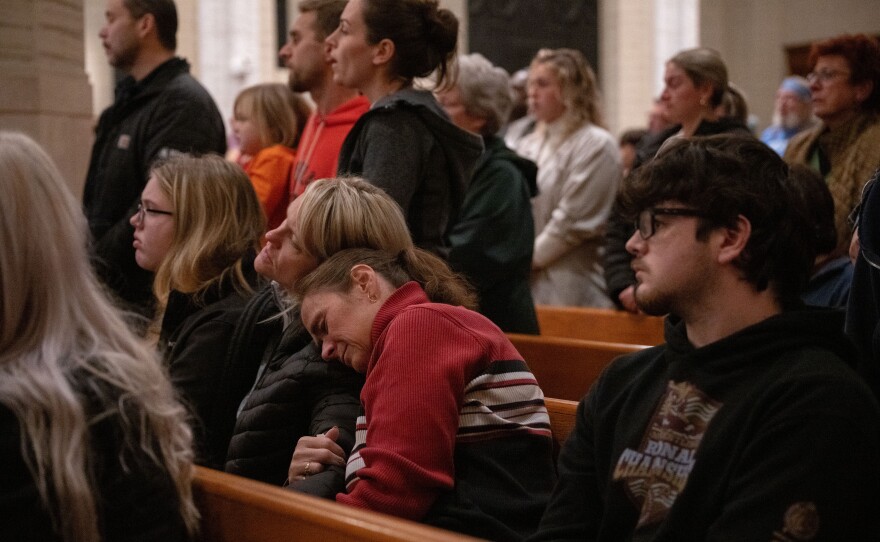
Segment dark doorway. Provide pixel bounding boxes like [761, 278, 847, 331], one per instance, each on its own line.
[468, 0, 599, 75]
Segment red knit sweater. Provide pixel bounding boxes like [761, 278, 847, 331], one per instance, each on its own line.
[337, 282, 555, 540]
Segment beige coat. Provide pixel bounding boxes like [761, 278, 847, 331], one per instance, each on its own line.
[514, 119, 620, 307]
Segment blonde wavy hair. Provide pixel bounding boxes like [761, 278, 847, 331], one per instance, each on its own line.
[0, 132, 198, 541]
[295, 176, 413, 262]
[150, 154, 264, 307]
[531, 47, 605, 134]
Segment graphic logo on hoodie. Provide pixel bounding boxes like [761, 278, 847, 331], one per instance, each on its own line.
[612, 380, 722, 528]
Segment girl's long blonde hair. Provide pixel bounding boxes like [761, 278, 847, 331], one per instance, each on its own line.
[150, 154, 264, 308]
[0, 131, 199, 541]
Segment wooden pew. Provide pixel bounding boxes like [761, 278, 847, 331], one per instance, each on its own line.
[535, 304, 665, 346]
[545, 397, 579, 457]
[194, 399, 580, 542]
[193, 466, 480, 542]
[508, 333, 645, 401]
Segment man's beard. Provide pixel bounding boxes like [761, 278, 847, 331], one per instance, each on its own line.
[288, 69, 315, 93]
[775, 110, 812, 131]
[109, 43, 138, 73]
[633, 283, 674, 317]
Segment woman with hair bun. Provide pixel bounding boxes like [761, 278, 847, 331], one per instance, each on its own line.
[327, 0, 484, 257]
[661, 48, 744, 137]
[289, 247, 556, 540]
[603, 47, 751, 313]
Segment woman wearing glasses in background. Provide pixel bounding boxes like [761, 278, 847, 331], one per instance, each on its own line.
[131, 154, 265, 469]
[785, 33, 880, 257]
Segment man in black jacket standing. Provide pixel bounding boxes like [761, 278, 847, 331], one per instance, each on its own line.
[84, 0, 225, 316]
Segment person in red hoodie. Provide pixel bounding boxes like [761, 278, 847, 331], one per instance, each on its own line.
[279, 0, 370, 197]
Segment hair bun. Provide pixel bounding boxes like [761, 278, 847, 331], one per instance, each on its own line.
[427, 8, 458, 57]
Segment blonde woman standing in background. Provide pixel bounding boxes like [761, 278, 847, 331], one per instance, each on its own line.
[511, 48, 620, 307]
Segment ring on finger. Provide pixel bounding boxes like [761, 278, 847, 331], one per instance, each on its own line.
[304, 461, 312, 476]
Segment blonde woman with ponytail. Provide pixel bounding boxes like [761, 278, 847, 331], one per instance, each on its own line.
[0, 132, 197, 541]
[289, 247, 557, 540]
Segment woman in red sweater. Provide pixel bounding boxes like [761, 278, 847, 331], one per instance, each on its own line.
[290, 247, 556, 541]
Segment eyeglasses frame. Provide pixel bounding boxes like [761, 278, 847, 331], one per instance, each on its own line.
[806, 69, 850, 85]
[134, 202, 174, 224]
[635, 207, 709, 240]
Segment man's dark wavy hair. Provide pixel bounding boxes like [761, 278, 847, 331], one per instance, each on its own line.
[618, 134, 815, 309]
[125, 0, 177, 51]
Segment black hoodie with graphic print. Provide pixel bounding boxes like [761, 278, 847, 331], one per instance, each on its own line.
[533, 308, 880, 542]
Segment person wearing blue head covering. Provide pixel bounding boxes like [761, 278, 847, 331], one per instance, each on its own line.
[760, 76, 817, 155]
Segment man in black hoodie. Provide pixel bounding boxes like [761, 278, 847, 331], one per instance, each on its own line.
[533, 134, 880, 541]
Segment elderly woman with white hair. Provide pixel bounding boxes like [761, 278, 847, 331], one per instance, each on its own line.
[436, 52, 539, 333]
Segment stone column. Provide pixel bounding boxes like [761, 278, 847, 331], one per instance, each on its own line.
[1, 0, 94, 197]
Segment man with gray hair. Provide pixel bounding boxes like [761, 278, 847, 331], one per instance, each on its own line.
[84, 0, 226, 317]
[760, 76, 816, 155]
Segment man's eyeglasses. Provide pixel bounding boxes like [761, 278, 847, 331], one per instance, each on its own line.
[635, 207, 707, 240]
[806, 69, 849, 84]
[134, 202, 174, 224]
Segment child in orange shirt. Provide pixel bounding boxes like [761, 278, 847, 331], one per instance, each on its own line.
[232, 83, 311, 230]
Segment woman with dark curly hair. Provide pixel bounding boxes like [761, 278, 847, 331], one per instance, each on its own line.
[785, 33, 880, 255]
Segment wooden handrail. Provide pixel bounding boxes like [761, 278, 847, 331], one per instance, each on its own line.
[535, 305, 664, 346]
[193, 466, 482, 542]
[193, 395, 580, 542]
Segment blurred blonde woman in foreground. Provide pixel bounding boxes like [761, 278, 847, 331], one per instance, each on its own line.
[0, 132, 197, 542]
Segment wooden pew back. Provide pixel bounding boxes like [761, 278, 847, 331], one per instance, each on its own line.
[536, 304, 664, 346]
[545, 397, 579, 457]
[508, 333, 645, 402]
[193, 467, 480, 542]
